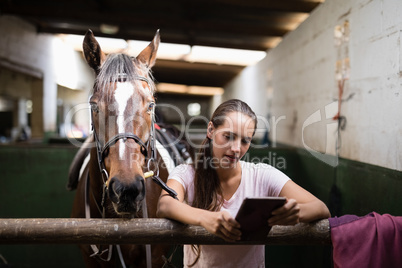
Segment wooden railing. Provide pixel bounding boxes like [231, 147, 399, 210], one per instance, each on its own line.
[0, 218, 330, 245]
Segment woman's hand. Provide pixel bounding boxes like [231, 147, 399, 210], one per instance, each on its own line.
[268, 198, 300, 226]
[200, 210, 242, 242]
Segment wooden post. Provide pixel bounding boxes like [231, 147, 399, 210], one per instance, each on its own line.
[0, 218, 330, 245]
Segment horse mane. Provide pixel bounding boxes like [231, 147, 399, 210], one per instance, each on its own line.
[94, 53, 156, 100]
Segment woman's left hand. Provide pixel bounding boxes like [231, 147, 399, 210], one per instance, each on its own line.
[268, 198, 300, 226]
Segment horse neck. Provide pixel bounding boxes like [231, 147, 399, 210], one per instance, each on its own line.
[89, 147, 103, 185]
[87, 148, 108, 215]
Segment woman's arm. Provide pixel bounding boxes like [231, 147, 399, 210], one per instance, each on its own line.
[157, 179, 241, 242]
[268, 180, 331, 226]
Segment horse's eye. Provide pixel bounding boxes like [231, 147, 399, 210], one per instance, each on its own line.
[90, 103, 99, 113]
[147, 102, 155, 113]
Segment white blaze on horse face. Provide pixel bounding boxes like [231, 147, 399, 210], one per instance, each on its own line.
[114, 82, 134, 159]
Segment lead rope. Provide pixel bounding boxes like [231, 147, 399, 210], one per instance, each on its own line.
[84, 168, 113, 262]
[142, 197, 153, 268]
[116, 245, 126, 268]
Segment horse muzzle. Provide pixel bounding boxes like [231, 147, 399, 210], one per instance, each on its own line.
[107, 175, 145, 215]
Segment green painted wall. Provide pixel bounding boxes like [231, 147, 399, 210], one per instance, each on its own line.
[247, 147, 402, 268]
[248, 147, 402, 217]
[336, 157, 402, 216]
[0, 145, 401, 267]
[0, 144, 83, 267]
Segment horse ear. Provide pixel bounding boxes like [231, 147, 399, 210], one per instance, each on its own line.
[83, 29, 105, 73]
[136, 29, 160, 68]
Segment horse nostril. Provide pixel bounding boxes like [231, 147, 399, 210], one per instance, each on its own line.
[108, 177, 120, 203]
[134, 175, 145, 202]
[106, 175, 146, 214]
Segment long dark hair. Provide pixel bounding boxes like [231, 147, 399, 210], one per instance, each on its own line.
[192, 99, 257, 211]
[188, 99, 257, 266]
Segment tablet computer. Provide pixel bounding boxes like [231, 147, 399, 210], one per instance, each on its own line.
[235, 197, 286, 240]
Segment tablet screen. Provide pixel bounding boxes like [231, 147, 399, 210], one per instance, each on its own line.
[235, 197, 286, 239]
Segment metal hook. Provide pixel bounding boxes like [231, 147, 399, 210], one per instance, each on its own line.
[101, 169, 109, 184]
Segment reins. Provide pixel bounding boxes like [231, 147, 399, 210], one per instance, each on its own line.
[87, 74, 178, 267]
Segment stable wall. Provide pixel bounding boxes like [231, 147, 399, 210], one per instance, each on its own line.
[0, 15, 93, 136]
[0, 144, 83, 267]
[224, 0, 402, 171]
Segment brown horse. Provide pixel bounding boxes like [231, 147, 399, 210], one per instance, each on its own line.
[68, 30, 190, 267]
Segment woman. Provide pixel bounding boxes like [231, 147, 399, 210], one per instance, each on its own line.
[157, 99, 330, 267]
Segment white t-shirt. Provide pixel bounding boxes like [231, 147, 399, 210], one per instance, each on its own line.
[167, 161, 291, 268]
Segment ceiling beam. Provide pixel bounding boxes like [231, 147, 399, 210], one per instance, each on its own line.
[33, 24, 276, 51]
[206, 0, 321, 13]
[152, 59, 243, 87]
[2, 7, 290, 36]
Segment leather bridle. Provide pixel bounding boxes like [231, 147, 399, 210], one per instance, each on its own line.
[90, 75, 152, 187]
[90, 74, 177, 201]
[87, 74, 178, 267]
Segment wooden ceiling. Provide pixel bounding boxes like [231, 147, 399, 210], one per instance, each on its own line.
[0, 0, 322, 88]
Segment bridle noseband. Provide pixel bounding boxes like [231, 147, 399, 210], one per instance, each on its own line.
[94, 132, 149, 178]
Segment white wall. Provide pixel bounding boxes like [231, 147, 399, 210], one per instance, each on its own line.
[224, 0, 402, 171]
[0, 15, 93, 134]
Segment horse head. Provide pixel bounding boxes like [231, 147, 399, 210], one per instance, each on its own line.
[83, 30, 160, 215]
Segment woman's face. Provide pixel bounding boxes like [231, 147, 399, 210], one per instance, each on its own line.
[208, 111, 255, 169]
